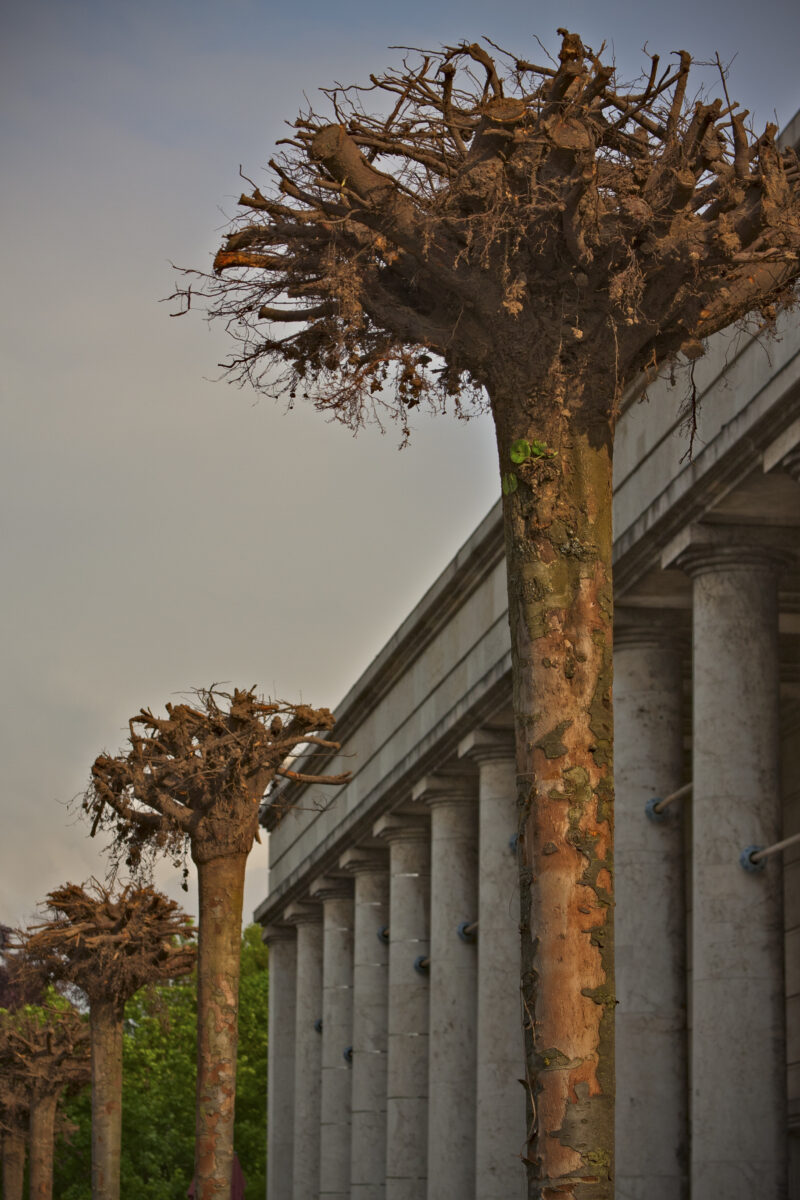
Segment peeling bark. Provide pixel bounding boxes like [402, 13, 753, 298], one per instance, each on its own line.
[492, 375, 614, 1199]
[2, 1129, 26, 1200]
[193, 853, 247, 1199]
[28, 1090, 60, 1200]
[91, 999, 124, 1200]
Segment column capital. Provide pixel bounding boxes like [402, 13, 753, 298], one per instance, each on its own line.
[338, 844, 389, 875]
[458, 727, 515, 763]
[614, 606, 687, 651]
[411, 770, 477, 808]
[661, 522, 796, 576]
[283, 900, 322, 926]
[309, 874, 354, 902]
[372, 809, 430, 844]
[261, 922, 296, 946]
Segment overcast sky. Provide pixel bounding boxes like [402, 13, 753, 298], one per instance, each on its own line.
[2, 0, 799, 931]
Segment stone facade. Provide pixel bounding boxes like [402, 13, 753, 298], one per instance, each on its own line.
[257, 118, 800, 1200]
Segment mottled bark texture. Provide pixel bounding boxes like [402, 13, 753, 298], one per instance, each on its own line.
[189, 30, 800, 1198]
[194, 854, 247, 1198]
[2, 1130, 26, 1200]
[492, 376, 614, 1196]
[83, 688, 349, 1196]
[10, 882, 195, 1200]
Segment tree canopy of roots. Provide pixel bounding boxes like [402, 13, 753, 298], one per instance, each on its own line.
[13, 881, 196, 1013]
[83, 686, 350, 871]
[178, 29, 800, 437]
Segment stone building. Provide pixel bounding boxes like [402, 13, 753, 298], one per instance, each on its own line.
[256, 113, 800, 1200]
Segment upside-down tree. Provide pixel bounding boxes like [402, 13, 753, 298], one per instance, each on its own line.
[179, 30, 800, 1197]
[82, 687, 349, 1199]
[0, 1000, 90, 1200]
[13, 881, 196, 1200]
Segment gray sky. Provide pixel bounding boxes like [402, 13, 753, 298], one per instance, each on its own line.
[2, 0, 799, 931]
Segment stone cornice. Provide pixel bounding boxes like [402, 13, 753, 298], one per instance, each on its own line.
[261, 502, 505, 828]
[614, 365, 800, 597]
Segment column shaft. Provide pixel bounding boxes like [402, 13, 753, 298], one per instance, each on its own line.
[469, 748, 525, 1199]
[265, 928, 297, 1200]
[292, 916, 324, 1200]
[317, 889, 355, 1199]
[347, 863, 389, 1199]
[614, 627, 688, 1200]
[424, 791, 478, 1200]
[374, 817, 431, 1200]
[689, 552, 786, 1196]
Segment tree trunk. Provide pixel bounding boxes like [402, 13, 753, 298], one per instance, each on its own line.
[91, 998, 124, 1200]
[28, 1090, 59, 1200]
[194, 852, 247, 1199]
[2, 1128, 26, 1200]
[491, 380, 615, 1200]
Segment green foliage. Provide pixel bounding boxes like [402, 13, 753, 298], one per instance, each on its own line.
[51, 926, 269, 1199]
[509, 438, 556, 466]
[501, 472, 518, 495]
[508, 438, 531, 464]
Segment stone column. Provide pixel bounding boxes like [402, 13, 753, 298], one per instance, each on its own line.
[374, 811, 431, 1200]
[340, 846, 391, 1200]
[286, 902, 324, 1200]
[674, 533, 788, 1198]
[613, 615, 688, 1200]
[459, 729, 525, 1199]
[412, 774, 479, 1200]
[309, 876, 355, 1200]
[263, 923, 298, 1200]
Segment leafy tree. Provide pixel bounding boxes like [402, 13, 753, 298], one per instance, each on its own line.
[83, 688, 346, 1198]
[51, 926, 269, 1200]
[185, 30, 800, 1195]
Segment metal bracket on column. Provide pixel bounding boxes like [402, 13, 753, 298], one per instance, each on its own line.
[343, 1046, 353, 1064]
[457, 920, 478, 943]
[740, 846, 766, 873]
[377, 925, 390, 944]
[314, 1018, 323, 1033]
[645, 796, 667, 823]
[413, 955, 430, 976]
[740, 831, 800, 871]
[646, 782, 692, 822]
